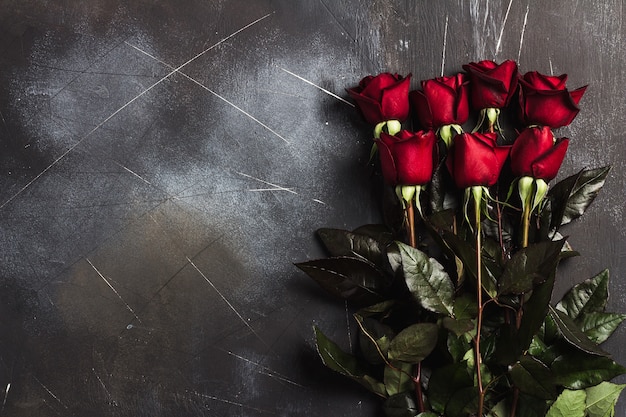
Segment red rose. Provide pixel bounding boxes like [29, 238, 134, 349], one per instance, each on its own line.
[410, 73, 470, 129]
[376, 130, 437, 186]
[519, 71, 587, 128]
[347, 73, 411, 125]
[510, 126, 569, 181]
[446, 132, 510, 188]
[462, 60, 519, 109]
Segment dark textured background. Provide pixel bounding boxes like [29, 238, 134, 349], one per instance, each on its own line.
[0, 1, 625, 416]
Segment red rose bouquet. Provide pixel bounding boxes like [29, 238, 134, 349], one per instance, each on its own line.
[296, 60, 625, 417]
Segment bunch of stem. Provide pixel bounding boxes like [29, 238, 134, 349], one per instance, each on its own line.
[474, 192, 486, 416]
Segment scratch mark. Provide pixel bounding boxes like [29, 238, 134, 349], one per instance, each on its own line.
[345, 300, 353, 351]
[0, 110, 6, 128]
[278, 67, 354, 107]
[125, 42, 290, 144]
[518, 4, 529, 62]
[549, 57, 554, 75]
[92, 368, 112, 401]
[441, 15, 449, 77]
[0, 12, 274, 211]
[2, 383, 10, 409]
[86, 258, 142, 323]
[237, 172, 298, 195]
[226, 351, 305, 387]
[114, 161, 153, 185]
[313, 199, 326, 205]
[34, 377, 68, 409]
[495, 0, 514, 55]
[186, 257, 270, 349]
[319, 0, 355, 41]
[187, 390, 277, 415]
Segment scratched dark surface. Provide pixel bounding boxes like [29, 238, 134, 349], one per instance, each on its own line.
[0, 1, 625, 416]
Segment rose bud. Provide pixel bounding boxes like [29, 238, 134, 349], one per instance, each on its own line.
[446, 132, 511, 188]
[376, 130, 437, 186]
[519, 71, 587, 128]
[510, 126, 569, 181]
[462, 60, 519, 110]
[410, 73, 470, 130]
[347, 73, 412, 125]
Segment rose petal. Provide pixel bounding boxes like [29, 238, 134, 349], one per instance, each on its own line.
[531, 138, 569, 181]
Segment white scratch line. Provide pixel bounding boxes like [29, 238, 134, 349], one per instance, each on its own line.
[517, 4, 529, 62]
[237, 172, 298, 194]
[495, 0, 514, 54]
[114, 161, 152, 185]
[0, 13, 274, 211]
[187, 390, 276, 414]
[226, 351, 305, 387]
[125, 42, 289, 144]
[34, 377, 68, 409]
[186, 257, 267, 348]
[549, 57, 554, 75]
[2, 383, 10, 407]
[86, 258, 142, 323]
[313, 199, 326, 205]
[345, 300, 353, 351]
[92, 368, 112, 400]
[278, 67, 354, 107]
[441, 15, 449, 77]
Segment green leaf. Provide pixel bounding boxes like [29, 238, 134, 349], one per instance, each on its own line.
[510, 355, 557, 400]
[446, 386, 479, 417]
[516, 392, 550, 417]
[428, 362, 473, 414]
[296, 257, 386, 304]
[317, 227, 390, 267]
[382, 392, 421, 417]
[518, 272, 555, 353]
[585, 381, 626, 417]
[442, 231, 498, 298]
[578, 312, 626, 344]
[549, 166, 610, 229]
[384, 360, 415, 396]
[556, 269, 609, 320]
[551, 351, 626, 389]
[549, 306, 608, 356]
[546, 389, 587, 417]
[388, 323, 439, 363]
[357, 300, 396, 319]
[354, 315, 395, 365]
[397, 242, 455, 315]
[313, 326, 387, 397]
[442, 317, 475, 337]
[498, 239, 565, 295]
[453, 293, 477, 320]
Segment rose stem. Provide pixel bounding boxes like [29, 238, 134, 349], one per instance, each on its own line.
[509, 197, 533, 417]
[473, 190, 486, 417]
[405, 198, 424, 412]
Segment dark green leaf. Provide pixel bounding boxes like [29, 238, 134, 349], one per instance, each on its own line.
[518, 272, 555, 352]
[428, 362, 473, 414]
[357, 300, 396, 319]
[313, 326, 387, 397]
[354, 315, 395, 364]
[317, 227, 390, 267]
[549, 306, 608, 356]
[516, 392, 550, 417]
[498, 240, 565, 295]
[446, 386, 479, 417]
[397, 242, 455, 315]
[384, 360, 415, 396]
[546, 389, 586, 417]
[556, 269, 609, 320]
[442, 231, 498, 298]
[453, 293, 477, 320]
[509, 355, 557, 400]
[578, 312, 626, 344]
[585, 381, 626, 417]
[442, 317, 475, 337]
[549, 166, 610, 229]
[382, 392, 420, 417]
[447, 332, 471, 362]
[551, 351, 626, 389]
[296, 257, 386, 304]
[388, 323, 438, 363]
[352, 224, 395, 241]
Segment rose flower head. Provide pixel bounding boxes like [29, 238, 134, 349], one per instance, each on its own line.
[410, 73, 470, 130]
[347, 73, 411, 125]
[463, 60, 519, 110]
[511, 126, 569, 181]
[376, 130, 437, 186]
[446, 132, 511, 189]
[519, 71, 587, 128]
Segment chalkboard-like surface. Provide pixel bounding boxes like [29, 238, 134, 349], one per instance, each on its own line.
[1, 1, 624, 416]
